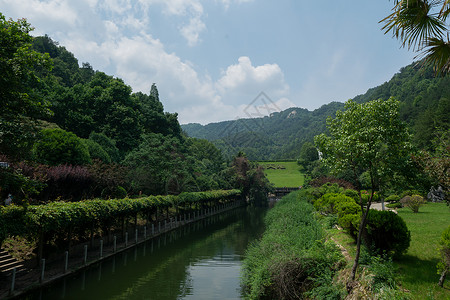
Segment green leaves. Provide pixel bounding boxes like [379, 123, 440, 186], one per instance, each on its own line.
[0, 189, 241, 243]
[381, 0, 450, 75]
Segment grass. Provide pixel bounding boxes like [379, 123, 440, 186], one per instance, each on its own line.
[394, 203, 450, 299]
[257, 161, 304, 188]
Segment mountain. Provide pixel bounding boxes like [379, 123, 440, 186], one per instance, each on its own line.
[182, 62, 450, 160]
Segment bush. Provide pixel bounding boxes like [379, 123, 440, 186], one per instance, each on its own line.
[385, 194, 400, 203]
[364, 210, 411, 258]
[83, 139, 111, 163]
[386, 202, 402, 209]
[400, 194, 426, 213]
[33, 128, 91, 166]
[336, 200, 361, 237]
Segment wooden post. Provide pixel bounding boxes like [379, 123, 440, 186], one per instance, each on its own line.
[37, 229, 44, 266]
[10, 268, 16, 294]
[100, 240, 103, 258]
[83, 245, 88, 265]
[113, 236, 117, 253]
[64, 251, 68, 273]
[40, 259, 45, 283]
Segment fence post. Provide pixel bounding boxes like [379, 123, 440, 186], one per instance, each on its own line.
[152, 224, 154, 236]
[40, 259, 45, 283]
[135, 229, 138, 244]
[125, 232, 128, 247]
[100, 240, 103, 258]
[10, 267, 16, 294]
[113, 236, 117, 253]
[64, 251, 69, 273]
[144, 226, 147, 239]
[83, 245, 88, 265]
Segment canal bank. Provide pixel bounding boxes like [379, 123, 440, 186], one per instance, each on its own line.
[6, 204, 266, 299]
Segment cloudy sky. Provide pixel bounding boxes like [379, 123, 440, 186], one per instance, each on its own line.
[1, 1, 416, 124]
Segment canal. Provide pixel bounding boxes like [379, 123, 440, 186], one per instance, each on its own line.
[24, 206, 267, 300]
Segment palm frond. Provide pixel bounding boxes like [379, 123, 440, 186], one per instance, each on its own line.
[381, 0, 447, 50]
[439, 0, 450, 19]
[417, 36, 450, 75]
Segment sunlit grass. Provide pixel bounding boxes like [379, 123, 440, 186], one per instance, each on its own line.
[257, 161, 304, 188]
[395, 203, 450, 299]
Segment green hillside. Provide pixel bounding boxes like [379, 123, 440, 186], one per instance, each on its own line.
[182, 62, 450, 160]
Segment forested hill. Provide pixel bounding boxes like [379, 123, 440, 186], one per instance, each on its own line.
[182, 62, 450, 160]
[182, 102, 344, 160]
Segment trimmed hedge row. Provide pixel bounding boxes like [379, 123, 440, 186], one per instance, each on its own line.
[0, 189, 241, 243]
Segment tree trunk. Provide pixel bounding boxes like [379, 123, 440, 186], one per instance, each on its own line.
[438, 266, 448, 287]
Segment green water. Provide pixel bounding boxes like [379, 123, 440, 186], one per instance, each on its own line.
[26, 206, 266, 300]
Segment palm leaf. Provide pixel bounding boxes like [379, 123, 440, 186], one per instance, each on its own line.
[418, 36, 450, 75]
[381, 0, 447, 50]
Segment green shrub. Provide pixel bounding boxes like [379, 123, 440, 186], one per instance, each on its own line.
[336, 200, 361, 236]
[364, 210, 411, 258]
[400, 194, 426, 213]
[343, 189, 359, 202]
[314, 193, 355, 214]
[83, 139, 111, 163]
[385, 194, 400, 203]
[33, 128, 91, 165]
[386, 202, 402, 209]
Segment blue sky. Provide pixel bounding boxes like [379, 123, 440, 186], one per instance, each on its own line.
[1, 0, 416, 124]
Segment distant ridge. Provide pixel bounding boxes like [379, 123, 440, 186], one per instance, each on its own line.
[182, 62, 450, 160]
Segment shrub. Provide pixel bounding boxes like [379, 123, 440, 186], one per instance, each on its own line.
[33, 128, 91, 166]
[385, 194, 400, 203]
[400, 194, 426, 213]
[364, 210, 411, 258]
[83, 139, 111, 163]
[336, 200, 361, 237]
[386, 202, 402, 209]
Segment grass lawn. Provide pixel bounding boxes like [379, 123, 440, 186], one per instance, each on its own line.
[395, 203, 450, 299]
[257, 161, 304, 188]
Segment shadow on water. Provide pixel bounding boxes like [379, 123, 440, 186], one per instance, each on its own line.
[23, 206, 267, 300]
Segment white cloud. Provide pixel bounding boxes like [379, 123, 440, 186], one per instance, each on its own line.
[0, 0, 292, 124]
[180, 17, 206, 46]
[216, 56, 289, 106]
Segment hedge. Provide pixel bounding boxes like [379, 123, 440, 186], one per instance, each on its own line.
[0, 189, 241, 244]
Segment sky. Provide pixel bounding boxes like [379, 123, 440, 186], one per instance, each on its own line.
[1, 1, 417, 124]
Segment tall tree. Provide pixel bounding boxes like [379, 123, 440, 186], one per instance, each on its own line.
[314, 97, 412, 287]
[381, 0, 450, 75]
[0, 14, 52, 159]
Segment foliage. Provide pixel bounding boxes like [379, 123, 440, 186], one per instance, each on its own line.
[124, 133, 194, 195]
[33, 128, 91, 166]
[0, 189, 240, 245]
[0, 14, 52, 159]
[314, 97, 412, 282]
[0, 162, 45, 203]
[364, 210, 411, 258]
[227, 154, 272, 206]
[385, 194, 400, 202]
[241, 191, 344, 299]
[381, 0, 450, 75]
[400, 194, 427, 212]
[437, 225, 450, 287]
[83, 138, 111, 163]
[309, 176, 355, 190]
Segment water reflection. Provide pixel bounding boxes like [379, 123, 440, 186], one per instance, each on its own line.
[24, 206, 266, 300]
